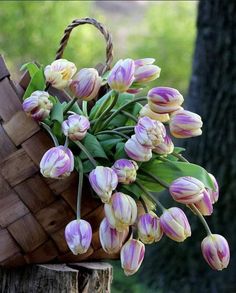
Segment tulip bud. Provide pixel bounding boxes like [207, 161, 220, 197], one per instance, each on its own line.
[70, 68, 102, 101]
[65, 219, 92, 255]
[134, 58, 161, 83]
[89, 166, 118, 203]
[125, 135, 152, 162]
[62, 114, 90, 141]
[138, 212, 163, 244]
[153, 134, 174, 155]
[170, 109, 203, 138]
[107, 59, 135, 92]
[121, 239, 145, 276]
[127, 87, 143, 95]
[135, 116, 166, 148]
[40, 146, 74, 179]
[99, 218, 128, 254]
[104, 192, 137, 232]
[112, 159, 138, 184]
[169, 177, 205, 204]
[160, 207, 191, 242]
[139, 104, 170, 123]
[193, 189, 213, 216]
[208, 173, 219, 204]
[148, 87, 184, 114]
[44, 59, 77, 89]
[201, 234, 230, 270]
[23, 90, 53, 121]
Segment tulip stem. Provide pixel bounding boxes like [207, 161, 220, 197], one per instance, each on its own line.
[135, 180, 166, 212]
[63, 97, 78, 114]
[140, 169, 170, 189]
[101, 97, 146, 129]
[189, 204, 212, 235]
[96, 130, 130, 140]
[40, 122, 59, 146]
[120, 110, 138, 122]
[139, 196, 149, 213]
[172, 152, 189, 163]
[76, 156, 84, 219]
[82, 101, 88, 117]
[113, 126, 135, 132]
[74, 141, 97, 167]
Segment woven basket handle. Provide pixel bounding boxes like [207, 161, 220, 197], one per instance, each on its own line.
[55, 17, 113, 74]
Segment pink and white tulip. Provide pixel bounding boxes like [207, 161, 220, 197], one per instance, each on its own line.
[70, 68, 102, 101]
[23, 90, 53, 121]
[193, 189, 213, 216]
[139, 104, 170, 123]
[99, 218, 128, 254]
[160, 207, 191, 242]
[169, 177, 205, 204]
[208, 173, 219, 204]
[104, 192, 137, 232]
[89, 166, 118, 203]
[65, 219, 92, 255]
[125, 135, 152, 162]
[169, 109, 203, 138]
[40, 146, 74, 179]
[62, 114, 90, 141]
[201, 234, 230, 270]
[153, 134, 174, 155]
[112, 159, 138, 184]
[107, 59, 135, 93]
[121, 239, 145, 276]
[134, 58, 161, 83]
[44, 59, 77, 89]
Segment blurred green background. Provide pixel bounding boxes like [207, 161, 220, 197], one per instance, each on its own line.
[0, 1, 197, 292]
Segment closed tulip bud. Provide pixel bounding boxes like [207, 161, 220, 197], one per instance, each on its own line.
[148, 87, 184, 114]
[99, 218, 128, 254]
[208, 173, 219, 203]
[153, 134, 174, 155]
[62, 114, 90, 141]
[70, 68, 102, 101]
[40, 146, 74, 179]
[135, 116, 166, 148]
[44, 59, 77, 89]
[139, 104, 170, 123]
[169, 177, 205, 204]
[89, 166, 118, 203]
[112, 159, 138, 184]
[104, 192, 137, 232]
[23, 90, 53, 121]
[121, 239, 145, 276]
[125, 135, 152, 162]
[65, 219, 92, 255]
[134, 58, 155, 67]
[107, 59, 135, 92]
[160, 207, 191, 242]
[138, 212, 163, 244]
[170, 110, 203, 138]
[201, 234, 230, 270]
[134, 58, 161, 83]
[127, 87, 143, 95]
[193, 190, 213, 216]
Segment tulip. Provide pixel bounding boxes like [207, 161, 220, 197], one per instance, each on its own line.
[44, 59, 77, 89]
[127, 87, 143, 95]
[138, 212, 163, 244]
[201, 234, 230, 270]
[40, 146, 74, 179]
[125, 135, 152, 162]
[169, 109, 203, 138]
[99, 218, 128, 254]
[160, 207, 191, 242]
[153, 134, 174, 155]
[135, 116, 166, 148]
[169, 177, 205, 204]
[89, 166, 118, 203]
[107, 59, 135, 92]
[148, 87, 184, 114]
[139, 104, 170, 123]
[208, 173, 219, 204]
[69, 68, 102, 101]
[121, 239, 145, 276]
[134, 58, 155, 67]
[134, 58, 161, 83]
[22, 90, 53, 121]
[112, 159, 138, 184]
[104, 192, 137, 231]
[65, 219, 92, 255]
[62, 114, 90, 141]
[193, 189, 213, 216]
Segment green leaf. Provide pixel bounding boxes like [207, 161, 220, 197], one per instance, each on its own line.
[174, 147, 186, 153]
[20, 62, 40, 77]
[100, 137, 123, 152]
[23, 68, 46, 100]
[81, 159, 94, 173]
[80, 133, 108, 160]
[70, 102, 84, 115]
[114, 142, 128, 160]
[50, 102, 64, 124]
[89, 91, 112, 120]
[113, 92, 135, 109]
[121, 183, 142, 199]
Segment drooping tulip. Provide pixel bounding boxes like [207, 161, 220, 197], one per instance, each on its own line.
[112, 159, 138, 184]
[208, 173, 219, 204]
[62, 114, 90, 141]
[125, 135, 152, 162]
[139, 104, 170, 123]
[134, 58, 161, 83]
[193, 189, 213, 216]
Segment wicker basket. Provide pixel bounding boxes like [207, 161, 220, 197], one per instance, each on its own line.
[0, 18, 118, 267]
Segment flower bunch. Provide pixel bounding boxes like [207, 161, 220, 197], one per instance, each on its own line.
[21, 55, 229, 276]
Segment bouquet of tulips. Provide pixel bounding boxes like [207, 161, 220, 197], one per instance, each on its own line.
[22, 57, 230, 276]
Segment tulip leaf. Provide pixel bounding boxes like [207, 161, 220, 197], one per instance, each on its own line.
[174, 147, 186, 153]
[80, 133, 108, 160]
[121, 183, 142, 199]
[114, 142, 128, 160]
[23, 68, 46, 100]
[89, 91, 112, 120]
[81, 159, 95, 173]
[20, 62, 41, 78]
[50, 102, 64, 124]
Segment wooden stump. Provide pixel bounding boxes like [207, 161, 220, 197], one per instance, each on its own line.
[0, 263, 113, 293]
